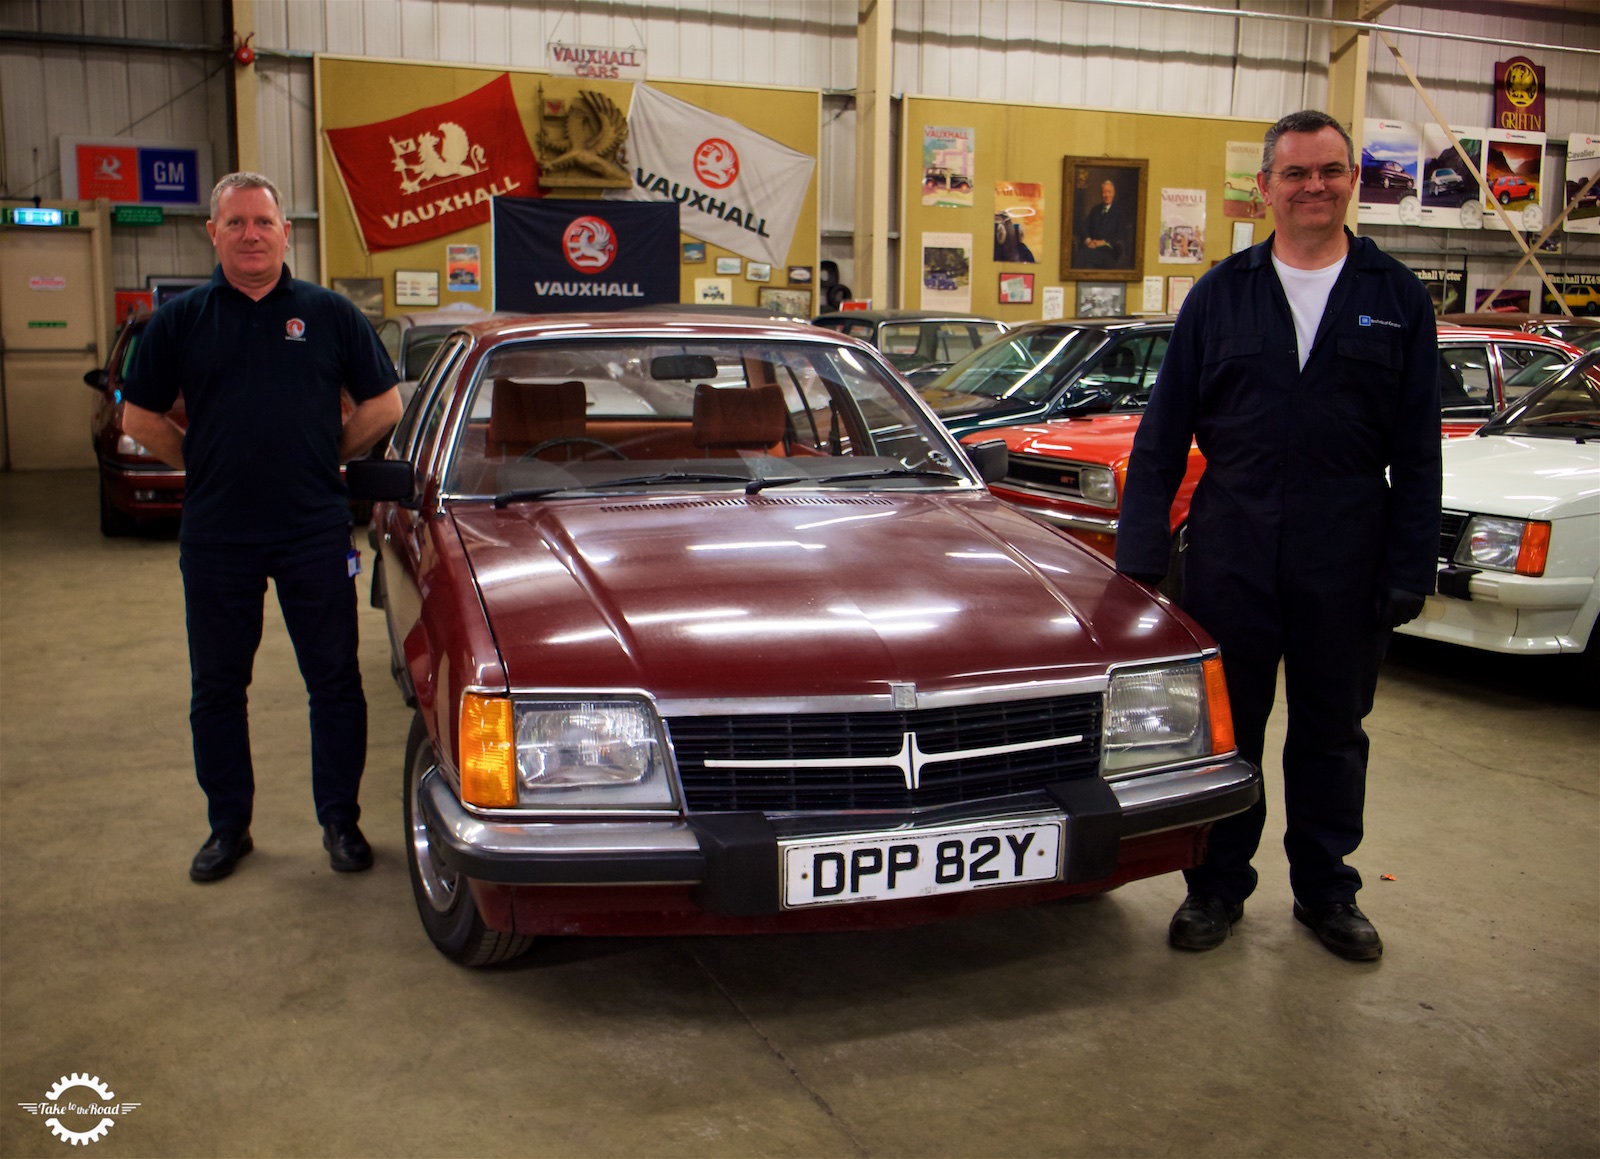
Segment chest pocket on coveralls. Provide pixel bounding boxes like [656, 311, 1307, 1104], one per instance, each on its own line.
[1198, 333, 1264, 417]
[1331, 334, 1401, 431]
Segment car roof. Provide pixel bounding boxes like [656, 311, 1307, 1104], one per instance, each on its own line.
[1003, 316, 1177, 333]
[454, 310, 864, 343]
[386, 303, 502, 328]
[1440, 312, 1600, 329]
[812, 309, 1004, 324]
[1439, 326, 1583, 352]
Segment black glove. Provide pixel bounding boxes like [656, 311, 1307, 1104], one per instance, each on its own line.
[1119, 570, 1165, 588]
[1378, 588, 1426, 629]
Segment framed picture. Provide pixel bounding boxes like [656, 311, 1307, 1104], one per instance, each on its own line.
[746, 262, 772, 283]
[332, 277, 384, 322]
[715, 256, 742, 275]
[1061, 156, 1148, 282]
[787, 266, 813, 285]
[395, 269, 440, 307]
[1075, 281, 1126, 318]
[145, 275, 208, 307]
[999, 271, 1034, 304]
[1166, 275, 1195, 314]
[682, 242, 706, 264]
[758, 287, 813, 318]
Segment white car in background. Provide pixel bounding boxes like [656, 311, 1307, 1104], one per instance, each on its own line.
[1400, 351, 1600, 671]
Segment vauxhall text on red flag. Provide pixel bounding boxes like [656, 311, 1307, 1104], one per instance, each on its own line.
[324, 73, 541, 253]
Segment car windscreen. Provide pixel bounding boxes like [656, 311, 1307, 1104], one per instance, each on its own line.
[439, 337, 975, 500]
[1480, 356, 1600, 437]
[917, 327, 1102, 413]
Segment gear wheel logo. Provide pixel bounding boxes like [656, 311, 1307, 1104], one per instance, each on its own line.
[17, 1073, 139, 1146]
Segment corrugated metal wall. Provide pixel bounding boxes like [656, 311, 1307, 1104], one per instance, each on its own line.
[3, 0, 1597, 298]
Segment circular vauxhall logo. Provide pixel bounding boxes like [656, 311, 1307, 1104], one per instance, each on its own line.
[693, 138, 740, 189]
[285, 318, 305, 339]
[562, 216, 616, 273]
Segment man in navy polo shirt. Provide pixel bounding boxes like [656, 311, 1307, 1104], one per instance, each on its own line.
[124, 172, 401, 883]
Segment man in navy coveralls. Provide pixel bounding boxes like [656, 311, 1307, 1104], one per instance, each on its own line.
[124, 173, 401, 883]
[1116, 112, 1440, 960]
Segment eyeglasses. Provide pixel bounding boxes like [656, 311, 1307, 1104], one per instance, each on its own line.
[1267, 164, 1353, 185]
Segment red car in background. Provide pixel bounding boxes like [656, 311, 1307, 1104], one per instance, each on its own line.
[84, 313, 185, 536]
[960, 327, 1582, 597]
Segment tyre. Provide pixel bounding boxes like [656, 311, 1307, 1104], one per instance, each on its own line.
[403, 712, 534, 966]
[98, 477, 137, 537]
[1498, 190, 1512, 205]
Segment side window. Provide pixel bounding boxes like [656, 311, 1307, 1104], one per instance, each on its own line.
[403, 337, 470, 476]
[1499, 346, 1569, 407]
[1090, 335, 1151, 397]
[377, 320, 402, 367]
[1438, 345, 1494, 415]
[934, 324, 979, 364]
[879, 323, 924, 360]
[1138, 332, 1171, 397]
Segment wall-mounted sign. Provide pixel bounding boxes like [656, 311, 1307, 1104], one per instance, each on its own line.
[60, 137, 210, 206]
[1495, 57, 1545, 133]
[112, 205, 165, 226]
[547, 42, 645, 81]
[4, 207, 78, 227]
[28, 276, 67, 291]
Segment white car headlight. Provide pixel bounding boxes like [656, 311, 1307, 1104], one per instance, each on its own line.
[1453, 515, 1550, 576]
[459, 694, 678, 810]
[1103, 656, 1234, 776]
[116, 434, 152, 457]
[1078, 465, 1117, 504]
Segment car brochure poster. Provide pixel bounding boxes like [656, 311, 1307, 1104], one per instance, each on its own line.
[1475, 286, 1531, 311]
[1224, 141, 1265, 219]
[993, 181, 1043, 263]
[446, 244, 480, 292]
[1158, 188, 1205, 263]
[1419, 124, 1486, 230]
[1539, 272, 1600, 315]
[921, 127, 975, 208]
[1041, 284, 1066, 320]
[1563, 133, 1599, 235]
[1482, 128, 1546, 233]
[1358, 119, 1421, 227]
[1408, 264, 1468, 315]
[920, 232, 972, 312]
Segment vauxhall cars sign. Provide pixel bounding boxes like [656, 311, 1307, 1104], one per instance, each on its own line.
[606, 84, 814, 268]
[492, 198, 679, 312]
[324, 74, 541, 253]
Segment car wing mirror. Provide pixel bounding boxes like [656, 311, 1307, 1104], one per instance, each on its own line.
[346, 458, 415, 505]
[964, 438, 1010, 484]
[1059, 386, 1115, 416]
[83, 368, 108, 390]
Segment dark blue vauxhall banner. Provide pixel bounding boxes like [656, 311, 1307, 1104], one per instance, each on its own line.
[492, 198, 679, 312]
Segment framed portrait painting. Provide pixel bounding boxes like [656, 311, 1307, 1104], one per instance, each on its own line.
[1061, 156, 1148, 282]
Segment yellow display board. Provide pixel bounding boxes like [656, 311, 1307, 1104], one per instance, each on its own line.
[314, 56, 820, 315]
[902, 96, 1277, 324]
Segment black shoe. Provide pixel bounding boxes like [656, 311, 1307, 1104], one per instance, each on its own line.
[1294, 899, 1383, 961]
[322, 822, 373, 873]
[190, 830, 252, 883]
[1168, 892, 1244, 951]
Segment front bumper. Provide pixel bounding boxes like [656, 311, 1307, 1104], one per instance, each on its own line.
[1397, 566, 1596, 655]
[100, 461, 185, 517]
[417, 756, 1260, 913]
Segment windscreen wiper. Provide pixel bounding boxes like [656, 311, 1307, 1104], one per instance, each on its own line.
[493, 471, 750, 507]
[745, 467, 964, 494]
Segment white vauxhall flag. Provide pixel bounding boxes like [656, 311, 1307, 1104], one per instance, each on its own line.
[606, 84, 815, 267]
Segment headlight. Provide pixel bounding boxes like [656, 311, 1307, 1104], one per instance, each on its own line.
[116, 434, 152, 457]
[1453, 516, 1549, 576]
[1078, 465, 1117, 504]
[459, 693, 678, 810]
[1103, 656, 1234, 776]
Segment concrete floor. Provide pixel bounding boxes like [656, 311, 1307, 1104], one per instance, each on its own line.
[1, 468, 1596, 1158]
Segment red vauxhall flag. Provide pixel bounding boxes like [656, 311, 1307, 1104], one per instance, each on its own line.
[324, 74, 540, 253]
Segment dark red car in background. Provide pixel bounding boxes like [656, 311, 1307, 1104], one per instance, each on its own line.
[84, 314, 185, 536]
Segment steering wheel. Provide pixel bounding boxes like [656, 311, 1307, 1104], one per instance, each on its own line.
[520, 437, 628, 462]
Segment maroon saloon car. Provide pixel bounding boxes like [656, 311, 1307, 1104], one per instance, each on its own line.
[350, 312, 1259, 966]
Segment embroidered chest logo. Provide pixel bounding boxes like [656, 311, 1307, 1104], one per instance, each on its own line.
[285, 318, 307, 341]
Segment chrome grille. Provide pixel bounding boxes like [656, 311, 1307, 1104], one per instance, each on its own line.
[1002, 454, 1089, 497]
[668, 694, 1102, 813]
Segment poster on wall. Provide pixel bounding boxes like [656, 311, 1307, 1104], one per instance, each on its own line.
[1408, 263, 1468, 315]
[1358, 119, 1422, 227]
[920, 232, 973, 312]
[1482, 128, 1546, 233]
[492, 198, 679, 313]
[1563, 133, 1600, 235]
[1539, 273, 1600, 316]
[1475, 286, 1531, 311]
[607, 84, 816, 268]
[993, 182, 1043, 263]
[447, 244, 481, 292]
[920, 127, 975, 207]
[1158, 188, 1206, 263]
[324, 74, 541, 253]
[1419, 124, 1486, 230]
[61, 137, 211, 207]
[1223, 141, 1265, 219]
[1041, 285, 1066, 320]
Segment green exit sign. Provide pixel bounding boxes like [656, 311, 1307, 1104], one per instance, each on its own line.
[4, 207, 80, 227]
[112, 205, 165, 226]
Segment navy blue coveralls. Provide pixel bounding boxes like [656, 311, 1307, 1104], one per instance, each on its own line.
[126, 265, 398, 834]
[1116, 231, 1440, 908]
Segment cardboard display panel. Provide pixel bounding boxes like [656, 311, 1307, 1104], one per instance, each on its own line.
[315, 56, 819, 316]
[902, 96, 1276, 324]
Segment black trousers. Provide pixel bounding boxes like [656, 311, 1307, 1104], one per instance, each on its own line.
[1180, 558, 1389, 909]
[179, 525, 366, 833]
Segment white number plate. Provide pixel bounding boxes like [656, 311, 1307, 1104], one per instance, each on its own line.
[781, 818, 1064, 908]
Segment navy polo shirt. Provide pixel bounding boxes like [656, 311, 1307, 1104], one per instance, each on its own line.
[125, 265, 398, 544]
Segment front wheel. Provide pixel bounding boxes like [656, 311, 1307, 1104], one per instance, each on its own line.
[404, 712, 533, 966]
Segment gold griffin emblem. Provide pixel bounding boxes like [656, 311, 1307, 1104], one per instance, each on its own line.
[534, 84, 631, 189]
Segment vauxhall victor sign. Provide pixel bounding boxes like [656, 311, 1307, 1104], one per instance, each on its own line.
[324, 74, 541, 253]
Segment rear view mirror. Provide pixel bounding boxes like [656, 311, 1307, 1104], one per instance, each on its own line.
[346, 458, 415, 503]
[651, 354, 719, 381]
